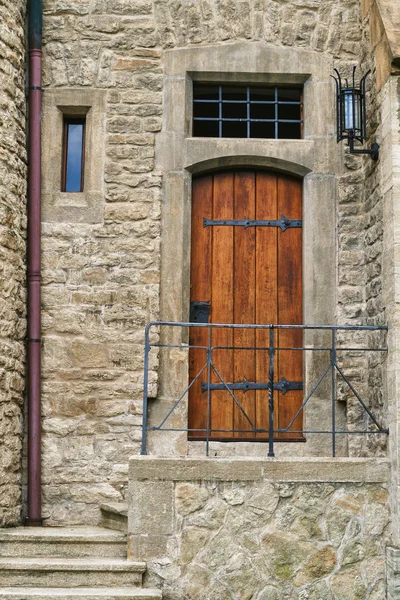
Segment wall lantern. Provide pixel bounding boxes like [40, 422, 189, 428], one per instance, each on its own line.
[332, 67, 379, 161]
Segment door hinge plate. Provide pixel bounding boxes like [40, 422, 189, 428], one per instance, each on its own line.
[201, 377, 302, 395]
[203, 214, 302, 231]
[190, 301, 211, 323]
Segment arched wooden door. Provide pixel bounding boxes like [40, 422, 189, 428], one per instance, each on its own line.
[188, 170, 303, 441]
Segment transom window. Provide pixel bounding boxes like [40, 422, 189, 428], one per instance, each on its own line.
[193, 84, 303, 139]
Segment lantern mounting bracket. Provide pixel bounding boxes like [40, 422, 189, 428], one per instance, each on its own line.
[348, 133, 379, 161]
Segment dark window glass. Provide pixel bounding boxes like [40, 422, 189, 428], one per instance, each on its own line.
[251, 103, 275, 120]
[251, 122, 276, 139]
[193, 120, 219, 137]
[223, 102, 247, 119]
[278, 103, 301, 121]
[222, 86, 247, 101]
[193, 102, 219, 119]
[250, 87, 275, 103]
[278, 88, 302, 102]
[222, 121, 247, 138]
[279, 122, 302, 139]
[62, 118, 85, 192]
[193, 84, 219, 101]
[193, 84, 303, 139]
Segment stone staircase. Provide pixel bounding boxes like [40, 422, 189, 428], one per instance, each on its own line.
[0, 526, 162, 600]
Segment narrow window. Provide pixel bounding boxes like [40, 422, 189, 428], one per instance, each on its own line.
[193, 84, 303, 139]
[62, 118, 86, 192]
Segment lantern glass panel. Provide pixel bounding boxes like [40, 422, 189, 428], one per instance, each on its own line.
[341, 89, 361, 133]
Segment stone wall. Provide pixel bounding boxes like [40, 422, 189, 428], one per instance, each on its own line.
[340, 1, 387, 457]
[0, 0, 26, 525]
[380, 74, 400, 548]
[40, 0, 163, 524]
[129, 457, 391, 600]
[39, 0, 387, 524]
[334, 2, 388, 458]
[362, 68, 387, 459]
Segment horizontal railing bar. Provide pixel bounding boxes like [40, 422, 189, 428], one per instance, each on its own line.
[147, 321, 388, 331]
[147, 427, 389, 434]
[275, 430, 389, 434]
[150, 344, 387, 352]
[148, 427, 268, 433]
[151, 344, 209, 350]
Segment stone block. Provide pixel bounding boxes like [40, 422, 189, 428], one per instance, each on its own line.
[127, 534, 169, 560]
[375, 38, 393, 90]
[128, 481, 174, 535]
[104, 204, 150, 222]
[114, 58, 157, 71]
[72, 342, 109, 368]
[128, 456, 390, 484]
[388, 547, 400, 600]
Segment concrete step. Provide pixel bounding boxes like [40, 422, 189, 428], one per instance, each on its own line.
[100, 503, 128, 533]
[0, 588, 162, 600]
[0, 527, 127, 558]
[0, 558, 146, 588]
[0, 588, 162, 599]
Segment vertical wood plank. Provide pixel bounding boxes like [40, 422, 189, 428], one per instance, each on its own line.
[277, 175, 303, 440]
[233, 171, 256, 438]
[210, 172, 234, 438]
[255, 172, 278, 439]
[188, 175, 213, 439]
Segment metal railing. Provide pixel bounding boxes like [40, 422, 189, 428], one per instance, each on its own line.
[141, 322, 388, 457]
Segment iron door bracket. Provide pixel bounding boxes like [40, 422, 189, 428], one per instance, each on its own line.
[190, 301, 211, 323]
[203, 215, 302, 231]
[201, 377, 303, 395]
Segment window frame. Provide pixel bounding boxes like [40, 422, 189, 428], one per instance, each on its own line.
[61, 117, 86, 193]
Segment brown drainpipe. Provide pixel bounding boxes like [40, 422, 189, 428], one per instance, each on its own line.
[26, 0, 43, 526]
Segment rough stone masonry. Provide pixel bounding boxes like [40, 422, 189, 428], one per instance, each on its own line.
[128, 457, 391, 600]
[35, 0, 388, 524]
[35, 0, 386, 525]
[0, 0, 26, 527]
[150, 481, 390, 600]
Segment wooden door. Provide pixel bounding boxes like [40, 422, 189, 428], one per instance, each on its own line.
[188, 170, 303, 441]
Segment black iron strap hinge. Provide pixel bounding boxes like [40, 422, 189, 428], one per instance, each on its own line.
[201, 377, 303, 395]
[190, 301, 211, 323]
[203, 215, 302, 231]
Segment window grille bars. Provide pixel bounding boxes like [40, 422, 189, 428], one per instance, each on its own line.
[193, 85, 303, 139]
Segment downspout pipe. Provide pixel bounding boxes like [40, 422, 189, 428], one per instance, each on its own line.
[26, 0, 43, 526]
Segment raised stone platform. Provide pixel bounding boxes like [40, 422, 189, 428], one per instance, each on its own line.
[128, 456, 390, 599]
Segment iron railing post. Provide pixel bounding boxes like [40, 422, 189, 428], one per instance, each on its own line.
[206, 326, 212, 457]
[268, 327, 275, 457]
[331, 328, 336, 457]
[140, 324, 151, 455]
